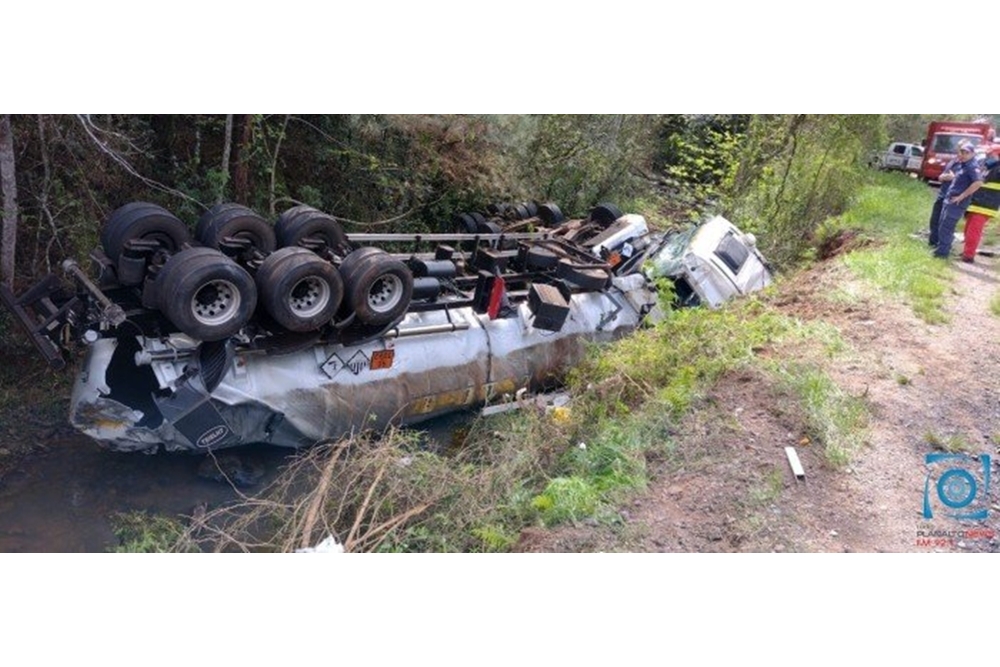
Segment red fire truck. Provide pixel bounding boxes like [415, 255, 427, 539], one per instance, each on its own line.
[919, 120, 996, 182]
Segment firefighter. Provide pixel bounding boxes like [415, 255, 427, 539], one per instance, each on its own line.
[960, 146, 1000, 262]
[934, 142, 983, 259]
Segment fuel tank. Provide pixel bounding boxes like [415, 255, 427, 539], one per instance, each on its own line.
[69, 273, 656, 452]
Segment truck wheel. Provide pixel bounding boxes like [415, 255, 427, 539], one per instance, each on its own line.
[477, 220, 503, 235]
[157, 248, 257, 341]
[256, 247, 343, 332]
[196, 203, 247, 241]
[453, 213, 478, 234]
[590, 202, 623, 228]
[538, 202, 565, 225]
[556, 259, 611, 290]
[275, 208, 348, 250]
[102, 202, 157, 253]
[341, 251, 413, 326]
[511, 204, 530, 221]
[526, 246, 559, 270]
[102, 202, 190, 263]
[199, 206, 276, 254]
[523, 201, 539, 218]
[338, 246, 384, 278]
[277, 204, 319, 227]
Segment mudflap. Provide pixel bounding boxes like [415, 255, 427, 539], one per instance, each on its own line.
[153, 372, 241, 450]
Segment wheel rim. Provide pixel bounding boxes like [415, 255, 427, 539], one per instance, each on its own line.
[191, 279, 242, 326]
[367, 274, 403, 313]
[288, 276, 331, 318]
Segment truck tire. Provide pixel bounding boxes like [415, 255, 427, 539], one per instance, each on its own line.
[340, 251, 413, 327]
[538, 202, 565, 225]
[275, 208, 348, 250]
[196, 203, 247, 241]
[556, 259, 611, 290]
[256, 247, 343, 332]
[101, 202, 157, 253]
[338, 246, 384, 278]
[525, 246, 559, 270]
[157, 247, 257, 341]
[277, 204, 319, 227]
[200, 207, 277, 254]
[102, 202, 190, 263]
[590, 202, 623, 228]
[523, 201, 539, 218]
[453, 213, 478, 234]
[477, 220, 503, 235]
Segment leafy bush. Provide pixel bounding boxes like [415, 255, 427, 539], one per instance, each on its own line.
[721, 115, 886, 268]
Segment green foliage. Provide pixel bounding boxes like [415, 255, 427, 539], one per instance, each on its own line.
[109, 511, 192, 553]
[655, 114, 748, 212]
[531, 477, 600, 525]
[722, 115, 887, 268]
[570, 299, 796, 416]
[469, 524, 519, 552]
[519, 115, 658, 215]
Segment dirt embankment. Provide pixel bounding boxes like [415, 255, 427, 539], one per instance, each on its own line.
[518, 256, 1000, 553]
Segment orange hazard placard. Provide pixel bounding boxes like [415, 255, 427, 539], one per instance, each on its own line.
[370, 349, 395, 370]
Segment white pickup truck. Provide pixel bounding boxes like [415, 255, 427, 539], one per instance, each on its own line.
[870, 142, 924, 174]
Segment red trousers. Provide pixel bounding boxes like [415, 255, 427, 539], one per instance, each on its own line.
[963, 212, 992, 260]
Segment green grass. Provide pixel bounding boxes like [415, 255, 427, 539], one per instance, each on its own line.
[826, 173, 951, 323]
[748, 466, 785, 506]
[109, 511, 192, 553]
[770, 363, 869, 468]
[922, 432, 974, 454]
[990, 291, 1000, 318]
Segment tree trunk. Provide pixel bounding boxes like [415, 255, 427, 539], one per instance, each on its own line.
[234, 115, 254, 205]
[0, 115, 18, 290]
[217, 114, 234, 204]
[269, 115, 290, 215]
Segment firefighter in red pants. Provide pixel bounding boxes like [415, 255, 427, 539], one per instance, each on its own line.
[962, 147, 1000, 263]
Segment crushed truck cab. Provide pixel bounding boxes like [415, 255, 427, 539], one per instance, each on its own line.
[3, 201, 771, 453]
[644, 215, 771, 308]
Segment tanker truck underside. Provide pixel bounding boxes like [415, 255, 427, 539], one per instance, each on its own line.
[1, 200, 770, 453]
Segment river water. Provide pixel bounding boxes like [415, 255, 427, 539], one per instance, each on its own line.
[0, 413, 472, 552]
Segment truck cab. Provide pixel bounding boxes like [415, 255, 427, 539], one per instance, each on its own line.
[644, 216, 772, 309]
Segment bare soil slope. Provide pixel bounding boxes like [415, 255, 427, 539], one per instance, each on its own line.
[518, 254, 1000, 553]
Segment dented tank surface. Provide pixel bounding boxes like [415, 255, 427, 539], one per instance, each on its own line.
[70, 273, 656, 453]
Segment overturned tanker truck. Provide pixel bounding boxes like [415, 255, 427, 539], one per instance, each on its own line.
[0, 200, 771, 453]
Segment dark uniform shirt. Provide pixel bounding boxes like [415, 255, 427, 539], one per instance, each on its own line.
[936, 159, 958, 202]
[944, 159, 983, 209]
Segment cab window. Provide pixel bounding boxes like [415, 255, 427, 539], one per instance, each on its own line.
[715, 233, 749, 274]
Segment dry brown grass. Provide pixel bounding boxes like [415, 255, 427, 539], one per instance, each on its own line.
[177, 412, 570, 553]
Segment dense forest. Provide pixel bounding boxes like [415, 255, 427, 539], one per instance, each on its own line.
[0, 114, 990, 292]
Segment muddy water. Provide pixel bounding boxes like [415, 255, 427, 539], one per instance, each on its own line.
[0, 437, 294, 552]
[0, 412, 476, 553]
